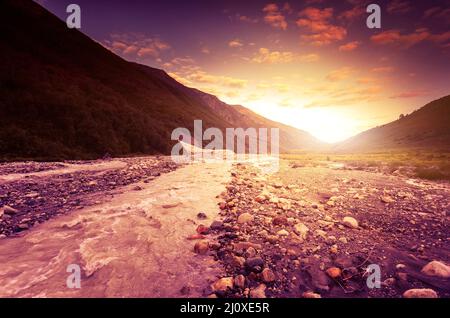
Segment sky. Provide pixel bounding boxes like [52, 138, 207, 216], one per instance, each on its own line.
[37, 0, 450, 143]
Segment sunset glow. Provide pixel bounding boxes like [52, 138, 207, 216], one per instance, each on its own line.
[41, 0, 450, 142]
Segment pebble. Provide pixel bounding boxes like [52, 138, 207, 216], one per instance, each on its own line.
[245, 257, 264, 272]
[1, 205, 19, 215]
[302, 291, 321, 298]
[381, 196, 394, 203]
[261, 268, 276, 283]
[326, 267, 342, 279]
[210, 220, 223, 230]
[277, 229, 289, 236]
[293, 223, 309, 239]
[197, 212, 207, 219]
[403, 288, 438, 298]
[421, 261, 450, 278]
[237, 213, 254, 224]
[234, 275, 246, 289]
[196, 224, 209, 234]
[249, 284, 266, 298]
[193, 240, 209, 254]
[211, 277, 234, 292]
[342, 216, 358, 229]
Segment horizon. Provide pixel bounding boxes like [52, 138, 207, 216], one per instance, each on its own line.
[36, 0, 450, 142]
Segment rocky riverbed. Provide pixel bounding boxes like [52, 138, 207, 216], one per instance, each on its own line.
[193, 161, 450, 298]
[0, 157, 448, 298]
[0, 157, 178, 237]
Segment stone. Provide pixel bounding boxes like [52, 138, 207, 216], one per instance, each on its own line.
[326, 267, 342, 279]
[293, 223, 309, 239]
[381, 196, 394, 203]
[245, 247, 257, 258]
[234, 275, 246, 289]
[233, 241, 262, 251]
[237, 213, 254, 224]
[229, 255, 246, 268]
[196, 224, 209, 234]
[245, 257, 264, 272]
[219, 202, 227, 210]
[272, 216, 288, 226]
[197, 212, 207, 219]
[18, 223, 29, 230]
[261, 268, 276, 283]
[2, 205, 18, 215]
[187, 234, 206, 240]
[403, 288, 438, 298]
[193, 240, 209, 254]
[255, 190, 270, 203]
[277, 229, 289, 236]
[342, 216, 358, 229]
[249, 284, 266, 298]
[302, 291, 321, 298]
[211, 277, 234, 292]
[210, 220, 223, 230]
[421, 261, 450, 278]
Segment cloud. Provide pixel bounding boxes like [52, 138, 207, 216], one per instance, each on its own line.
[326, 67, 354, 81]
[104, 33, 170, 60]
[339, 41, 360, 51]
[389, 89, 429, 99]
[371, 29, 450, 48]
[263, 4, 288, 30]
[357, 77, 377, 84]
[228, 39, 244, 48]
[387, 0, 413, 14]
[423, 6, 450, 23]
[339, 5, 365, 22]
[252, 48, 294, 63]
[236, 14, 259, 23]
[370, 29, 429, 48]
[371, 66, 394, 73]
[251, 48, 319, 64]
[297, 7, 347, 46]
[298, 53, 320, 62]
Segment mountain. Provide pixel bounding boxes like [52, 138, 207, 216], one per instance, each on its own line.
[0, 0, 320, 161]
[336, 95, 450, 152]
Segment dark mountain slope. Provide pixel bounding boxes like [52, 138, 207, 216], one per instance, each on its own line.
[0, 0, 320, 161]
[336, 95, 450, 152]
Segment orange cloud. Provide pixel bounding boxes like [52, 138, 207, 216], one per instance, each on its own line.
[339, 6, 365, 22]
[251, 48, 319, 64]
[326, 67, 354, 82]
[252, 48, 294, 63]
[297, 7, 347, 46]
[371, 29, 450, 48]
[236, 13, 258, 23]
[339, 41, 360, 51]
[390, 89, 429, 99]
[263, 3, 288, 30]
[371, 29, 430, 48]
[228, 39, 244, 48]
[371, 66, 394, 73]
[298, 53, 320, 62]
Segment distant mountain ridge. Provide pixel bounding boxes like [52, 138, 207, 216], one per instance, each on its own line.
[0, 0, 321, 160]
[336, 95, 450, 152]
